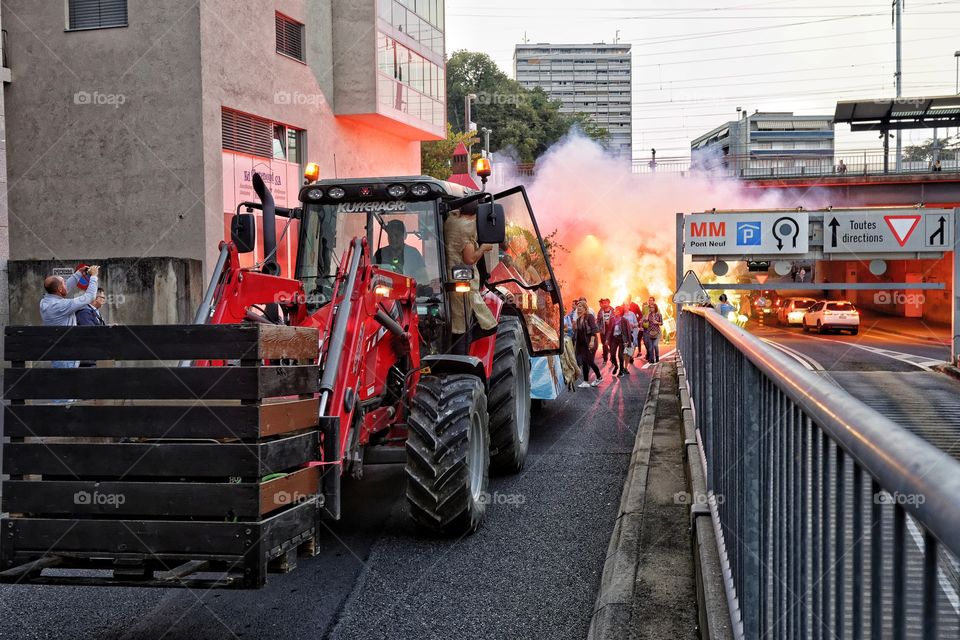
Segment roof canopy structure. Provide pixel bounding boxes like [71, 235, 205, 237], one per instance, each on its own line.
[834, 95, 960, 132]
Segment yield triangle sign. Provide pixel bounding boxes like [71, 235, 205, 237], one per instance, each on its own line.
[884, 215, 921, 247]
[673, 270, 710, 305]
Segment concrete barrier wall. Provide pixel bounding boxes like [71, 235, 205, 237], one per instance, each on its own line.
[7, 258, 203, 327]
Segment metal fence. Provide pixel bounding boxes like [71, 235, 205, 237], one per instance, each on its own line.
[678, 306, 960, 639]
[496, 151, 960, 183]
[634, 151, 960, 179]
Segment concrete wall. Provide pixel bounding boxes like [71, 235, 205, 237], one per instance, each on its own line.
[818, 255, 953, 325]
[8, 258, 203, 326]
[3, 0, 207, 264]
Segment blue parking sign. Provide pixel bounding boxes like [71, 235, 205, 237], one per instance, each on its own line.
[737, 221, 762, 246]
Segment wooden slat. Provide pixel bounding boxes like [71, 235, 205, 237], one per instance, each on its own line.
[4, 325, 318, 362]
[0, 502, 316, 556]
[5, 518, 250, 555]
[256, 326, 319, 360]
[3, 365, 319, 400]
[259, 467, 320, 515]
[260, 398, 320, 437]
[4, 399, 319, 439]
[2, 480, 259, 518]
[3, 432, 318, 477]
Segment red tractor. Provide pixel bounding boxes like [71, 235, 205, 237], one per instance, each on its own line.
[207, 172, 565, 535]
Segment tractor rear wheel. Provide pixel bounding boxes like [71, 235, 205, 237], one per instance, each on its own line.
[405, 374, 490, 536]
[488, 317, 531, 474]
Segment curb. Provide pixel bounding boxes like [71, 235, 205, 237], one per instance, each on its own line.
[676, 358, 735, 640]
[933, 363, 960, 382]
[862, 322, 950, 347]
[586, 367, 660, 640]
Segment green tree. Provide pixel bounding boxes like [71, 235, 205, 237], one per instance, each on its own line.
[445, 50, 608, 163]
[420, 123, 478, 180]
[903, 135, 958, 162]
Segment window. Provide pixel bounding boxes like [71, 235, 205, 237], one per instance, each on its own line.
[68, 0, 127, 30]
[276, 12, 305, 61]
[222, 109, 273, 158]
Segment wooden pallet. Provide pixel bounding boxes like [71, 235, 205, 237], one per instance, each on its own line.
[1, 324, 326, 589]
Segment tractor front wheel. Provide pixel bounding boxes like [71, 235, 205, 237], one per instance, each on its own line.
[488, 317, 532, 474]
[405, 374, 490, 536]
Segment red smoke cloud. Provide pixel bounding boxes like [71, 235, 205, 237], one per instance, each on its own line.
[518, 134, 805, 312]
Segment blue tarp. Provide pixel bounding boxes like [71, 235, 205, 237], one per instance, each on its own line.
[530, 355, 563, 400]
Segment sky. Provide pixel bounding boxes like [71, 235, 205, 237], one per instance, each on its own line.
[444, 0, 960, 161]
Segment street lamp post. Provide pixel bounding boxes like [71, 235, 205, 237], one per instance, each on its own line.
[955, 51, 960, 94]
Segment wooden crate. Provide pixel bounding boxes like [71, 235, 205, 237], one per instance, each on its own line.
[1, 324, 325, 589]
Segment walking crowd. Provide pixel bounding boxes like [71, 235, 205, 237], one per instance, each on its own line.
[563, 294, 666, 389]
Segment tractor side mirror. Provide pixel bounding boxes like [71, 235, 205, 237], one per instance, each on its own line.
[476, 202, 505, 245]
[231, 213, 257, 253]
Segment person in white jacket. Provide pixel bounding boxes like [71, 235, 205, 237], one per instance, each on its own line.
[40, 265, 100, 370]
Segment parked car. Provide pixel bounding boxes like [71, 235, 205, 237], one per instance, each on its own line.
[802, 300, 860, 335]
[777, 297, 817, 326]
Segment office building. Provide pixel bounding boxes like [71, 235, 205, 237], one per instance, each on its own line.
[691, 112, 834, 177]
[514, 43, 632, 160]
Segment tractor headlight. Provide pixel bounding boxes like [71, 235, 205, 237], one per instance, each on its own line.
[387, 184, 407, 199]
[328, 187, 346, 199]
[452, 266, 472, 281]
[410, 183, 430, 197]
[306, 188, 323, 201]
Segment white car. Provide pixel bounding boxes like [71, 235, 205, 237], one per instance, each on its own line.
[776, 297, 817, 326]
[802, 300, 860, 335]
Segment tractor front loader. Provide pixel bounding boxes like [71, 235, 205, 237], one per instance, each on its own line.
[1, 170, 565, 589]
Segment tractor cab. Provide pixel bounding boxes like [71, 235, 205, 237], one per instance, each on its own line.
[295, 176, 564, 358]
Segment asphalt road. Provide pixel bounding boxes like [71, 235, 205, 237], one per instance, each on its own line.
[0, 363, 653, 640]
[748, 317, 960, 460]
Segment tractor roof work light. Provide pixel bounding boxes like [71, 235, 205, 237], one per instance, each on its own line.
[475, 157, 491, 178]
[475, 157, 492, 191]
[303, 162, 321, 183]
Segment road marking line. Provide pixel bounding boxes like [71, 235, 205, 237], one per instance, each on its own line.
[761, 338, 824, 371]
[800, 334, 945, 371]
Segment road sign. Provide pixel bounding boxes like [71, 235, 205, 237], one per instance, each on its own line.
[673, 270, 710, 305]
[684, 212, 809, 256]
[823, 211, 952, 253]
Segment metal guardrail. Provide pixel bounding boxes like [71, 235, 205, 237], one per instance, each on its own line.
[678, 306, 960, 639]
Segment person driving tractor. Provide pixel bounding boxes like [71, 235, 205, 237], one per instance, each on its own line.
[374, 219, 428, 284]
[444, 203, 498, 354]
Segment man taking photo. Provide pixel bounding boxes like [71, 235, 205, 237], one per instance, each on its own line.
[40, 265, 100, 369]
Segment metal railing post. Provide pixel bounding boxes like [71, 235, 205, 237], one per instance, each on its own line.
[740, 357, 762, 638]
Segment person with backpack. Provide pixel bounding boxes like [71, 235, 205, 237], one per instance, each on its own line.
[606, 305, 634, 377]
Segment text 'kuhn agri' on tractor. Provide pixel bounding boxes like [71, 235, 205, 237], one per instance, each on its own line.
[0, 167, 565, 588]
